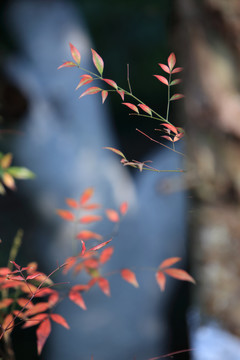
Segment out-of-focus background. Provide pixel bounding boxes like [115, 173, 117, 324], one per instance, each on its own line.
[1, 0, 240, 359]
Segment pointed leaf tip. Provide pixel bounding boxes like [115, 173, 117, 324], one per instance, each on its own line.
[69, 43, 81, 65]
[121, 269, 139, 288]
[91, 49, 104, 76]
[168, 53, 176, 71]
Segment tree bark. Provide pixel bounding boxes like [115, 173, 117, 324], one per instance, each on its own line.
[175, 0, 240, 337]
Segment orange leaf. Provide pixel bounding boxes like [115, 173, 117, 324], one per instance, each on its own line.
[76, 230, 102, 241]
[80, 187, 94, 205]
[82, 203, 101, 210]
[17, 298, 33, 309]
[164, 268, 196, 284]
[101, 90, 108, 104]
[103, 78, 118, 89]
[69, 43, 81, 65]
[36, 318, 51, 355]
[88, 239, 112, 252]
[159, 257, 181, 269]
[2, 172, 16, 190]
[0, 298, 13, 309]
[122, 102, 139, 113]
[79, 87, 102, 98]
[22, 314, 48, 328]
[50, 314, 70, 329]
[80, 240, 86, 256]
[24, 303, 50, 317]
[138, 104, 152, 116]
[69, 290, 86, 310]
[121, 269, 139, 288]
[79, 215, 102, 224]
[1, 153, 12, 169]
[103, 147, 126, 159]
[99, 247, 114, 264]
[98, 277, 110, 296]
[154, 75, 168, 86]
[91, 49, 104, 76]
[120, 202, 128, 216]
[116, 90, 125, 100]
[156, 271, 166, 291]
[2, 314, 14, 338]
[161, 123, 178, 135]
[76, 75, 93, 90]
[57, 61, 76, 69]
[65, 198, 78, 208]
[62, 257, 77, 274]
[56, 210, 75, 221]
[105, 209, 119, 222]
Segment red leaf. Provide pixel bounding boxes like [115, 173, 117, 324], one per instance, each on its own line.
[82, 258, 99, 269]
[168, 52, 176, 71]
[82, 203, 101, 210]
[170, 94, 184, 101]
[116, 90, 125, 100]
[0, 268, 11, 276]
[36, 318, 51, 355]
[103, 78, 118, 89]
[101, 90, 108, 104]
[159, 257, 181, 269]
[156, 271, 166, 291]
[65, 198, 78, 208]
[80, 240, 86, 256]
[80, 187, 94, 205]
[88, 239, 112, 252]
[0, 298, 13, 309]
[76, 75, 93, 90]
[122, 102, 139, 113]
[56, 210, 75, 221]
[161, 135, 173, 142]
[164, 268, 196, 284]
[79, 215, 102, 224]
[120, 202, 128, 216]
[2, 314, 14, 335]
[62, 257, 77, 274]
[91, 49, 104, 76]
[99, 247, 114, 264]
[26, 273, 41, 280]
[69, 43, 81, 65]
[7, 275, 25, 281]
[105, 209, 119, 222]
[76, 230, 103, 241]
[71, 284, 89, 292]
[138, 104, 152, 116]
[24, 303, 50, 317]
[158, 63, 170, 73]
[69, 290, 86, 310]
[50, 314, 70, 329]
[161, 123, 178, 135]
[22, 314, 47, 329]
[121, 269, 139, 288]
[154, 75, 169, 86]
[98, 277, 110, 296]
[10, 261, 20, 270]
[171, 67, 183, 74]
[57, 61, 76, 70]
[79, 87, 102, 98]
[103, 147, 126, 159]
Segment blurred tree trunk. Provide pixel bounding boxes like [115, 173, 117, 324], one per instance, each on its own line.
[175, 0, 240, 337]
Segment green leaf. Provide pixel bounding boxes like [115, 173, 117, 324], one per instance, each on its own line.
[7, 167, 35, 179]
[91, 49, 104, 76]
